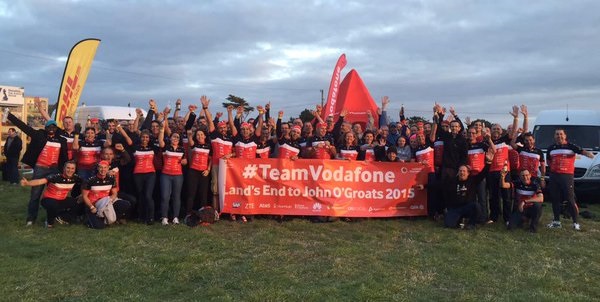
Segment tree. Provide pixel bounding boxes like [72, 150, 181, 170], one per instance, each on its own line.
[407, 116, 429, 125]
[299, 109, 315, 123]
[222, 94, 254, 119]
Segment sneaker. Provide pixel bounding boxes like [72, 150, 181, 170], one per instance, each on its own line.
[547, 220, 562, 229]
[573, 223, 581, 231]
[172, 217, 179, 225]
[161, 218, 169, 226]
[26, 221, 33, 227]
[55, 217, 69, 225]
[45, 221, 53, 229]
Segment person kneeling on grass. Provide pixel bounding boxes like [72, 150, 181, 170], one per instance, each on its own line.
[81, 160, 130, 229]
[501, 168, 544, 233]
[20, 161, 81, 228]
[442, 160, 492, 230]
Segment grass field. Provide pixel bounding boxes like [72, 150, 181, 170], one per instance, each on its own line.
[1, 182, 599, 301]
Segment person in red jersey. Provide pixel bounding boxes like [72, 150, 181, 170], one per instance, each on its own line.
[501, 168, 544, 233]
[73, 127, 103, 181]
[359, 130, 376, 162]
[158, 123, 187, 226]
[101, 145, 135, 222]
[307, 122, 336, 159]
[81, 160, 121, 229]
[336, 131, 363, 161]
[466, 126, 495, 223]
[205, 97, 236, 212]
[5, 109, 68, 226]
[185, 129, 212, 217]
[20, 161, 80, 228]
[127, 129, 159, 225]
[546, 128, 594, 231]
[486, 105, 519, 224]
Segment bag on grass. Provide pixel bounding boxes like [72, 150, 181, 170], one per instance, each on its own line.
[95, 197, 117, 225]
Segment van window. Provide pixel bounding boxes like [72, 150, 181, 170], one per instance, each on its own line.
[533, 125, 600, 151]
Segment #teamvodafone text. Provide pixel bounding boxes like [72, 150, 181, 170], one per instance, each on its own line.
[255, 164, 396, 183]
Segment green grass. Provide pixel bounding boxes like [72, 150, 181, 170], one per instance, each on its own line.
[1, 182, 599, 301]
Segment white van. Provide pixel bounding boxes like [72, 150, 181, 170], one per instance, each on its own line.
[73, 105, 146, 126]
[532, 109, 600, 200]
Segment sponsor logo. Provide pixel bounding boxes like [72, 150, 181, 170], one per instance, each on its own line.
[313, 202, 322, 211]
[232, 202, 241, 208]
[259, 203, 271, 209]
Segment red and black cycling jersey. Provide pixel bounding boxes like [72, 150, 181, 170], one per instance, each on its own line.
[234, 135, 259, 159]
[256, 140, 272, 159]
[133, 145, 158, 174]
[57, 129, 76, 160]
[414, 142, 435, 173]
[210, 132, 234, 165]
[162, 145, 185, 176]
[278, 138, 301, 159]
[42, 173, 81, 200]
[547, 143, 584, 175]
[517, 146, 545, 177]
[467, 142, 489, 175]
[82, 175, 115, 204]
[513, 178, 542, 208]
[308, 135, 335, 159]
[36, 136, 65, 168]
[337, 145, 363, 161]
[77, 139, 103, 170]
[490, 135, 511, 172]
[190, 142, 212, 171]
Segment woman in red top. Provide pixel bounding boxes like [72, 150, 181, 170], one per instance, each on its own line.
[129, 130, 158, 225]
[20, 161, 80, 228]
[158, 126, 187, 225]
[73, 127, 103, 181]
[185, 129, 212, 218]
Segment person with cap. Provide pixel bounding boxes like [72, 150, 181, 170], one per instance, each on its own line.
[81, 160, 125, 229]
[205, 97, 236, 212]
[20, 161, 81, 228]
[34, 98, 78, 161]
[4, 109, 68, 226]
[278, 123, 303, 160]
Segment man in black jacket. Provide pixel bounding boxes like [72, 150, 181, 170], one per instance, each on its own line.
[2, 127, 22, 184]
[443, 162, 492, 229]
[5, 109, 68, 225]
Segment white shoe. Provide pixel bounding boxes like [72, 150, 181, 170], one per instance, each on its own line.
[172, 217, 179, 225]
[161, 218, 169, 225]
[26, 221, 33, 227]
[573, 223, 581, 231]
[547, 220, 561, 229]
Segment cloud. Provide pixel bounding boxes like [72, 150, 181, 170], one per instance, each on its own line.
[1, 0, 599, 125]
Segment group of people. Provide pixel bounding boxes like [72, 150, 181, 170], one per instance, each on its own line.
[1, 96, 594, 232]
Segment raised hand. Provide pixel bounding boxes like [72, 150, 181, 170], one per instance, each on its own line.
[381, 96, 390, 108]
[227, 105, 234, 113]
[520, 104, 528, 117]
[340, 108, 348, 117]
[149, 99, 157, 110]
[216, 112, 223, 119]
[449, 106, 456, 116]
[189, 104, 198, 112]
[509, 105, 519, 118]
[465, 116, 471, 126]
[265, 102, 271, 111]
[176, 98, 182, 106]
[200, 95, 210, 108]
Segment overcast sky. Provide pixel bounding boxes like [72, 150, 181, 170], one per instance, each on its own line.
[1, 0, 599, 126]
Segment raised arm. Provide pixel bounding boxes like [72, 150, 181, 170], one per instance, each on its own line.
[158, 120, 166, 148]
[254, 106, 264, 137]
[508, 105, 519, 139]
[200, 96, 215, 133]
[520, 104, 529, 133]
[379, 96, 390, 127]
[227, 105, 238, 137]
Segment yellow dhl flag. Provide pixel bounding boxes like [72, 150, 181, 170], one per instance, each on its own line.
[55, 38, 100, 128]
